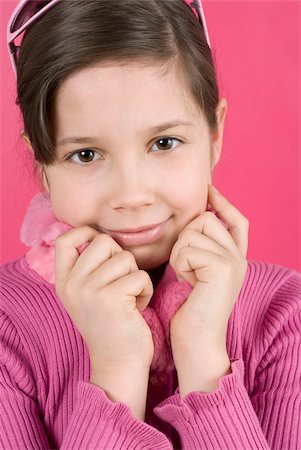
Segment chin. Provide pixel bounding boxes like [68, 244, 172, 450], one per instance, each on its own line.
[125, 245, 170, 270]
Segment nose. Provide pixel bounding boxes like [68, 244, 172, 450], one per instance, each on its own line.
[109, 157, 155, 210]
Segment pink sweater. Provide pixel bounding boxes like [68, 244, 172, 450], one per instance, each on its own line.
[1, 254, 301, 449]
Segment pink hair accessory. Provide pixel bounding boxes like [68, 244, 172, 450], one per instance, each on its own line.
[7, 0, 61, 79]
[184, 0, 211, 47]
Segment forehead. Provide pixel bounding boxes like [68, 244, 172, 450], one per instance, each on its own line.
[53, 62, 204, 135]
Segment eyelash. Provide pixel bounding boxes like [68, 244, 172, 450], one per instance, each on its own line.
[64, 136, 184, 166]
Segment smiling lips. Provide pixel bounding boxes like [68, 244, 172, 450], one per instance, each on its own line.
[102, 218, 170, 246]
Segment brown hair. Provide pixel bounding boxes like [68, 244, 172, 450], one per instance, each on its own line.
[16, 0, 220, 166]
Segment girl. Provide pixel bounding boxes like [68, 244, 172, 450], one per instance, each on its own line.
[1, 1, 300, 449]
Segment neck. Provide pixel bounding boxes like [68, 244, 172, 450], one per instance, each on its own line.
[147, 261, 169, 290]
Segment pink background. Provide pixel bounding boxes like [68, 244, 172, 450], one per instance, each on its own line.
[1, 0, 300, 271]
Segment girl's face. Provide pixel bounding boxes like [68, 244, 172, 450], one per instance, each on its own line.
[39, 62, 227, 270]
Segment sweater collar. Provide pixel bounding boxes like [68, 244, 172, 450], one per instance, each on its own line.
[20, 192, 180, 287]
[19, 192, 242, 385]
[20, 192, 194, 384]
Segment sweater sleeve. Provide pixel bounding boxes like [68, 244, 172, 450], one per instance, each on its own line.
[153, 271, 301, 450]
[0, 311, 171, 450]
[61, 381, 172, 449]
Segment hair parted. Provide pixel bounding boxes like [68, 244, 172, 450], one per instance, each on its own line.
[16, 0, 220, 166]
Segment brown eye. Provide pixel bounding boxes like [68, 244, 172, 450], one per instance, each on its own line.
[152, 137, 182, 152]
[66, 149, 102, 165]
[77, 150, 95, 162]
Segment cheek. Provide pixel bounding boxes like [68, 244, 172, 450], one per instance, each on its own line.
[47, 171, 101, 225]
[165, 160, 210, 212]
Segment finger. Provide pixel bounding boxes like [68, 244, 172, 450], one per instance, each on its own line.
[174, 246, 224, 286]
[89, 250, 138, 288]
[208, 185, 249, 257]
[178, 212, 239, 255]
[169, 227, 227, 274]
[71, 232, 123, 277]
[103, 270, 154, 313]
[55, 226, 100, 286]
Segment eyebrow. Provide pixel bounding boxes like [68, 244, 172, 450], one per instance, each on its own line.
[56, 120, 194, 146]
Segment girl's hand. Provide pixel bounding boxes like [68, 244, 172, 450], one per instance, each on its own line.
[55, 226, 155, 375]
[169, 184, 249, 391]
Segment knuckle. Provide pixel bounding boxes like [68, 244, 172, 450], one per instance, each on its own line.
[93, 232, 112, 244]
[175, 247, 189, 269]
[180, 228, 195, 240]
[168, 251, 176, 270]
[178, 246, 189, 257]
[139, 269, 152, 283]
[175, 247, 189, 270]
[174, 257, 181, 273]
[80, 224, 95, 234]
[137, 268, 146, 278]
[121, 250, 136, 263]
[95, 232, 123, 252]
[204, 210, 216, 218]
[55, 225, 96, 247]
[55, 230, 70, 247]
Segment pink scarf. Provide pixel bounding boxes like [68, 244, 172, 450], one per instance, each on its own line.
[20, 193, 199, 386]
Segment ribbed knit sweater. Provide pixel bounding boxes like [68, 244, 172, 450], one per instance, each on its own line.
[0, 254, 301, 450]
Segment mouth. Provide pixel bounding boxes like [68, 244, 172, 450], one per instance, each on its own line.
[102, 218, 171, 246]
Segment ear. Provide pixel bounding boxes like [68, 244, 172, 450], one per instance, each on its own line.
[210, 98, 227, 170]
[22, 130, 50, 194]
[40, 166, 50, 194]
[22, 129, 34, 155]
